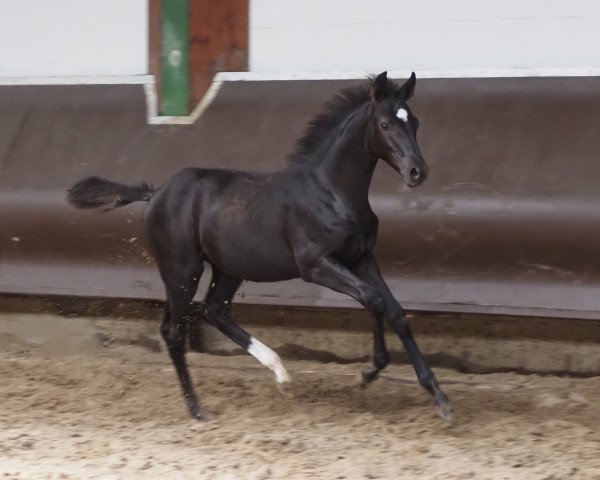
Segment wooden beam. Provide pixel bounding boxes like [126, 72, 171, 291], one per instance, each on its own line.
[189, 0, 248, 107]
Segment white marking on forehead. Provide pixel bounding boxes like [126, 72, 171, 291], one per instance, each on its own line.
[396, 108, 408, 122]
[247, 337, 291, 384]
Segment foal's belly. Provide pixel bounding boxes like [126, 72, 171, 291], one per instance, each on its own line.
[200, 212, 300, 282]
[209, 240, 300, 282]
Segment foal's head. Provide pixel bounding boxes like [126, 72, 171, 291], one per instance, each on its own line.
[366, 71, 428, 188]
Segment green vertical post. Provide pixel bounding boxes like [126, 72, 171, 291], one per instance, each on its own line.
[161, 0, 189, 116]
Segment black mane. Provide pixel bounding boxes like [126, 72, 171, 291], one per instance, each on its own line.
[288, 76, 400, 164]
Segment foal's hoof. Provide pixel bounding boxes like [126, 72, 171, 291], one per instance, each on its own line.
[191, 407, 214, 422]
[277, 381, 293, 398]
[356, 369, 378, 389]
[436, 403, 454, 423]
[435, 399, 454, 423]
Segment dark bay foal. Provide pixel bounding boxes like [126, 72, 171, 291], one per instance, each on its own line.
[68, 72, 452, 421]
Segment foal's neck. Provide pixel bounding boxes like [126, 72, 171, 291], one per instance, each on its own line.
[314, 102, 378, 203]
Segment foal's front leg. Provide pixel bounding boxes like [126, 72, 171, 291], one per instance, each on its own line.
[353, 254, 452, 418]
[351, 254, 390, 385]
[303, 254, 452, 420]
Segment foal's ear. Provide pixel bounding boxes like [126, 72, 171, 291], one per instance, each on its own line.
[396, 72, 417, 100]
[372, 71, 388, 102]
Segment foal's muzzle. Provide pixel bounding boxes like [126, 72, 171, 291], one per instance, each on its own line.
[383, 150, 429, 188]
[394, 154, 428, 188]
[406, 162, 428, 187]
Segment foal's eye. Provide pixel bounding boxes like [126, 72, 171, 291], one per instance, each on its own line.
[380, 122, 390, 131]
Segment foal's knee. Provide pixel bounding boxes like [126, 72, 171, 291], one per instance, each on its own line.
[362, 289, 386, 317]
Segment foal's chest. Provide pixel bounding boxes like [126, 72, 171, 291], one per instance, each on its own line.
[320, 200, 378, 263]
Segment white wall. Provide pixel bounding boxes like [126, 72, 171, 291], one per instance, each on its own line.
[2, 1, 597, 79]
[0, 0, 148, 77]
[250, 0, 600, 74]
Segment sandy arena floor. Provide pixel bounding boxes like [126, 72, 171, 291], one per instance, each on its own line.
[0, 314, 599, 479]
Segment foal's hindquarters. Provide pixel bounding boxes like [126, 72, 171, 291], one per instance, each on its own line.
[144, 168, 294, 419]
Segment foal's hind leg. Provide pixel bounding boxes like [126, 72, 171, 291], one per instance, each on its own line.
[202, 268, 291, 391]
[159, 256, 207, 419]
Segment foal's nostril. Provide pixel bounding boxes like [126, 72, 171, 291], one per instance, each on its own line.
[409, 167, 421, 181]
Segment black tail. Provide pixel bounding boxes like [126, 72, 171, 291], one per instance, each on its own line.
[67, 176, 154, 211]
